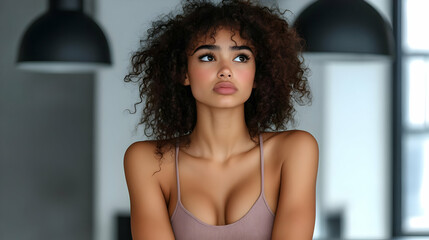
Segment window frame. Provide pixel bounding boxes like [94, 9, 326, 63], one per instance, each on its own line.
[392, 0, 429, 236]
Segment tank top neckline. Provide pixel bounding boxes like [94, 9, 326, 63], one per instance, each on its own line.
[170, 133, 274, 228]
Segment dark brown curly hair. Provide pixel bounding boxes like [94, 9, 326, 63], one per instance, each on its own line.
[124, 0, 312, 160]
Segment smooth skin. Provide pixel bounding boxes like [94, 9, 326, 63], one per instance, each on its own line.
[124, 28, 319, 240]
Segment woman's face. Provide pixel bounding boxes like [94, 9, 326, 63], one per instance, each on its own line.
[185, 28, 256, 109]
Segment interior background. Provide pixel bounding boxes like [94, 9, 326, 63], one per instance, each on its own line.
[0, 0, 392, 239]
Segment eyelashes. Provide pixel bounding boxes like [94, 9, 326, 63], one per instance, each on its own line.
[198, 53, 215, 62]
[234, 54, 251, 62]
[197, 52, 251, 63]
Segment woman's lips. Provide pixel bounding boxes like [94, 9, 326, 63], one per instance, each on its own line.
[213, 81, 237, 95]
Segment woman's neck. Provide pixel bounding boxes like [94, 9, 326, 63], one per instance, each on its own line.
[186, 104, 257, 162]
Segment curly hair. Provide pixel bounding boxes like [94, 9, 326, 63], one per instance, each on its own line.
[124, 0, 312, 160]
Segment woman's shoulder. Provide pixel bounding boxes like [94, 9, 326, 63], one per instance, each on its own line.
[124, 138, 177, 158]
[124, 140, 158, 160]
[124, 140, 158, 174]
[263, 129, 316, 141]
[123, 139, 176, 176]
[263, 130, 318, 156]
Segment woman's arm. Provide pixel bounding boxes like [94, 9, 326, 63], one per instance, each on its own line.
[271, 130, 319, 240]
[124, 142, 175, 240]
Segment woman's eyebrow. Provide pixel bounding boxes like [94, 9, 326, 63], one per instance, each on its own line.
[192, 45, 219, 54]
[192, 45, 254, 55]
[230, 45, 253, 54]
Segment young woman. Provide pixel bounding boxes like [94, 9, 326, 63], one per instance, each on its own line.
[123, 0, 319, 239]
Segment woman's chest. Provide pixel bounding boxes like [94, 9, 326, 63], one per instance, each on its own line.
[158, 135, 283, 226]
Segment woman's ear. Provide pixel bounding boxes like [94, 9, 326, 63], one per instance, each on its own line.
[184, 74, 190, 86]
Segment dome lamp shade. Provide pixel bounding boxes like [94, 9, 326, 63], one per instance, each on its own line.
[16, 0, 112, 73]
[293, 0, 395, 60]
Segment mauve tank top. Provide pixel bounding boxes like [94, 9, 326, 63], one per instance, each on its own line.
[170, 134, 275, 240]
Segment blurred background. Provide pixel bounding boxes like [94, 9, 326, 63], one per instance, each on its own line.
[1, 0, 428, 239]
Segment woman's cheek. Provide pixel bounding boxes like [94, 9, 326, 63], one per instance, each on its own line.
[193, 69, 212, 83]
[238, 69, 256, 88]
[188, 71, 212, 101]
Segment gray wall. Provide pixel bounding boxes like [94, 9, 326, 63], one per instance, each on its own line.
[0, 0, 94, 239]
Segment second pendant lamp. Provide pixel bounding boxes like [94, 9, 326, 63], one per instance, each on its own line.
[293, 0, 395, 60]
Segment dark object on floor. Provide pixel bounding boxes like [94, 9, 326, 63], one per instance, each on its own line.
[117, 215, 132, 240]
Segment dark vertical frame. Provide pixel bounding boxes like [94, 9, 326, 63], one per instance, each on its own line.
[392, 0, 402, 236]
[392, 0, 429, 236]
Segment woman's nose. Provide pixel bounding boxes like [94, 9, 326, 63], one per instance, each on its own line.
[217, 67, 232, 79]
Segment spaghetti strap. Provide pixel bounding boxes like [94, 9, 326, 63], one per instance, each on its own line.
[175, 142, 181, 201]
[259, 133, 264, 193]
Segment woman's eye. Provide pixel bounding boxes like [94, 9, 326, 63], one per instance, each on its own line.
[234, 54, 250, 62]
[199, 54, 215, 62]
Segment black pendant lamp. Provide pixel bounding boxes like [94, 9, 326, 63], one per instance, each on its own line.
[17, 0, 111, 73]
[293, 0, 395, 60]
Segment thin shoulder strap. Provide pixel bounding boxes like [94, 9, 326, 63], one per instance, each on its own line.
[259, 133, 265, 191]
[175, 142, 181, 201]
